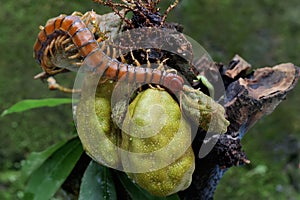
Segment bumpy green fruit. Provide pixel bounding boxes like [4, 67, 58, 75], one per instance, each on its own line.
[76, 76, 120, 168]
[121, 89, 195, 197]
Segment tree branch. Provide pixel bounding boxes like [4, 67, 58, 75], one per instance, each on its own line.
[180, 55, 300, 199]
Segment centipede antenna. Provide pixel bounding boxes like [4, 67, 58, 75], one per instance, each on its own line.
[161, 0, 179, 25]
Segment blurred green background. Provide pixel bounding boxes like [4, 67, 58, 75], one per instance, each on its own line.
[0, 0, 299, 199]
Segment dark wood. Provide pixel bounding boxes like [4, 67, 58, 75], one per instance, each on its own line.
[179, 55, 300, 199]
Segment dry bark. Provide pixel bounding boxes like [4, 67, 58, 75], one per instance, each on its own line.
[179, 55, 300, 199]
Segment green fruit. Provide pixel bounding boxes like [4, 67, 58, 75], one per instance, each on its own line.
[121, 89, 195, 197]
[76, 76, 120, 168]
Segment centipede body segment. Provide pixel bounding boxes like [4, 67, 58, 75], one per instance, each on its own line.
[33, 13, 185, 93]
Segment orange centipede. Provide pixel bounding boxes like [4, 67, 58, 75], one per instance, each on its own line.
[33, 14, 184, 93]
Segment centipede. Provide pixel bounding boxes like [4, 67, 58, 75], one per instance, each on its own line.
[33, 14, 185, 93]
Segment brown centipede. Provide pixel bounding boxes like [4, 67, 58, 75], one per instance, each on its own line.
[33, 14, 184, 93]
[33, 14, 99, 76]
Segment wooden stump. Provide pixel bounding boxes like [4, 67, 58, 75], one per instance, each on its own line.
[179, 55, 300, 199]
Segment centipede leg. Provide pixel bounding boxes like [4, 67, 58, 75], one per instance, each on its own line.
[98, 77, 109, 84]
[179, 90, 183, 110]
[157, 58, 169, 70]
[48, 39, 56, 57]
[148, 83, 164, 91]
[68, 52, 81, 60]
[130, 50, 141, 66]
[44, 45, 50, 58]
[58, 35, 68, 46]
[71, 11, 84, 17]
[65, 44, 76, 52]
[61, 37, 72, 45]
[54, 36, 61, 50]
[105, 45, 111, 57]
[156, 85, 165, 90]
[145, 49, 151, 68]
[119, 50, 127, 63]
[112, 48, 117, 59]
[72, 62, 83, 67]
[81, 10, 101, 36]
[97, 37, 103, 43]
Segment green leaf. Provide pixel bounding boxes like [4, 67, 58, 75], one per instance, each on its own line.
[1, 98, 73, 117]
[79, 161, 117, 200]
[23, 137, 83, 200]
[166, 194, 181, 200]
[21, 139, 70, 182]
[117, 171, 180, 200]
